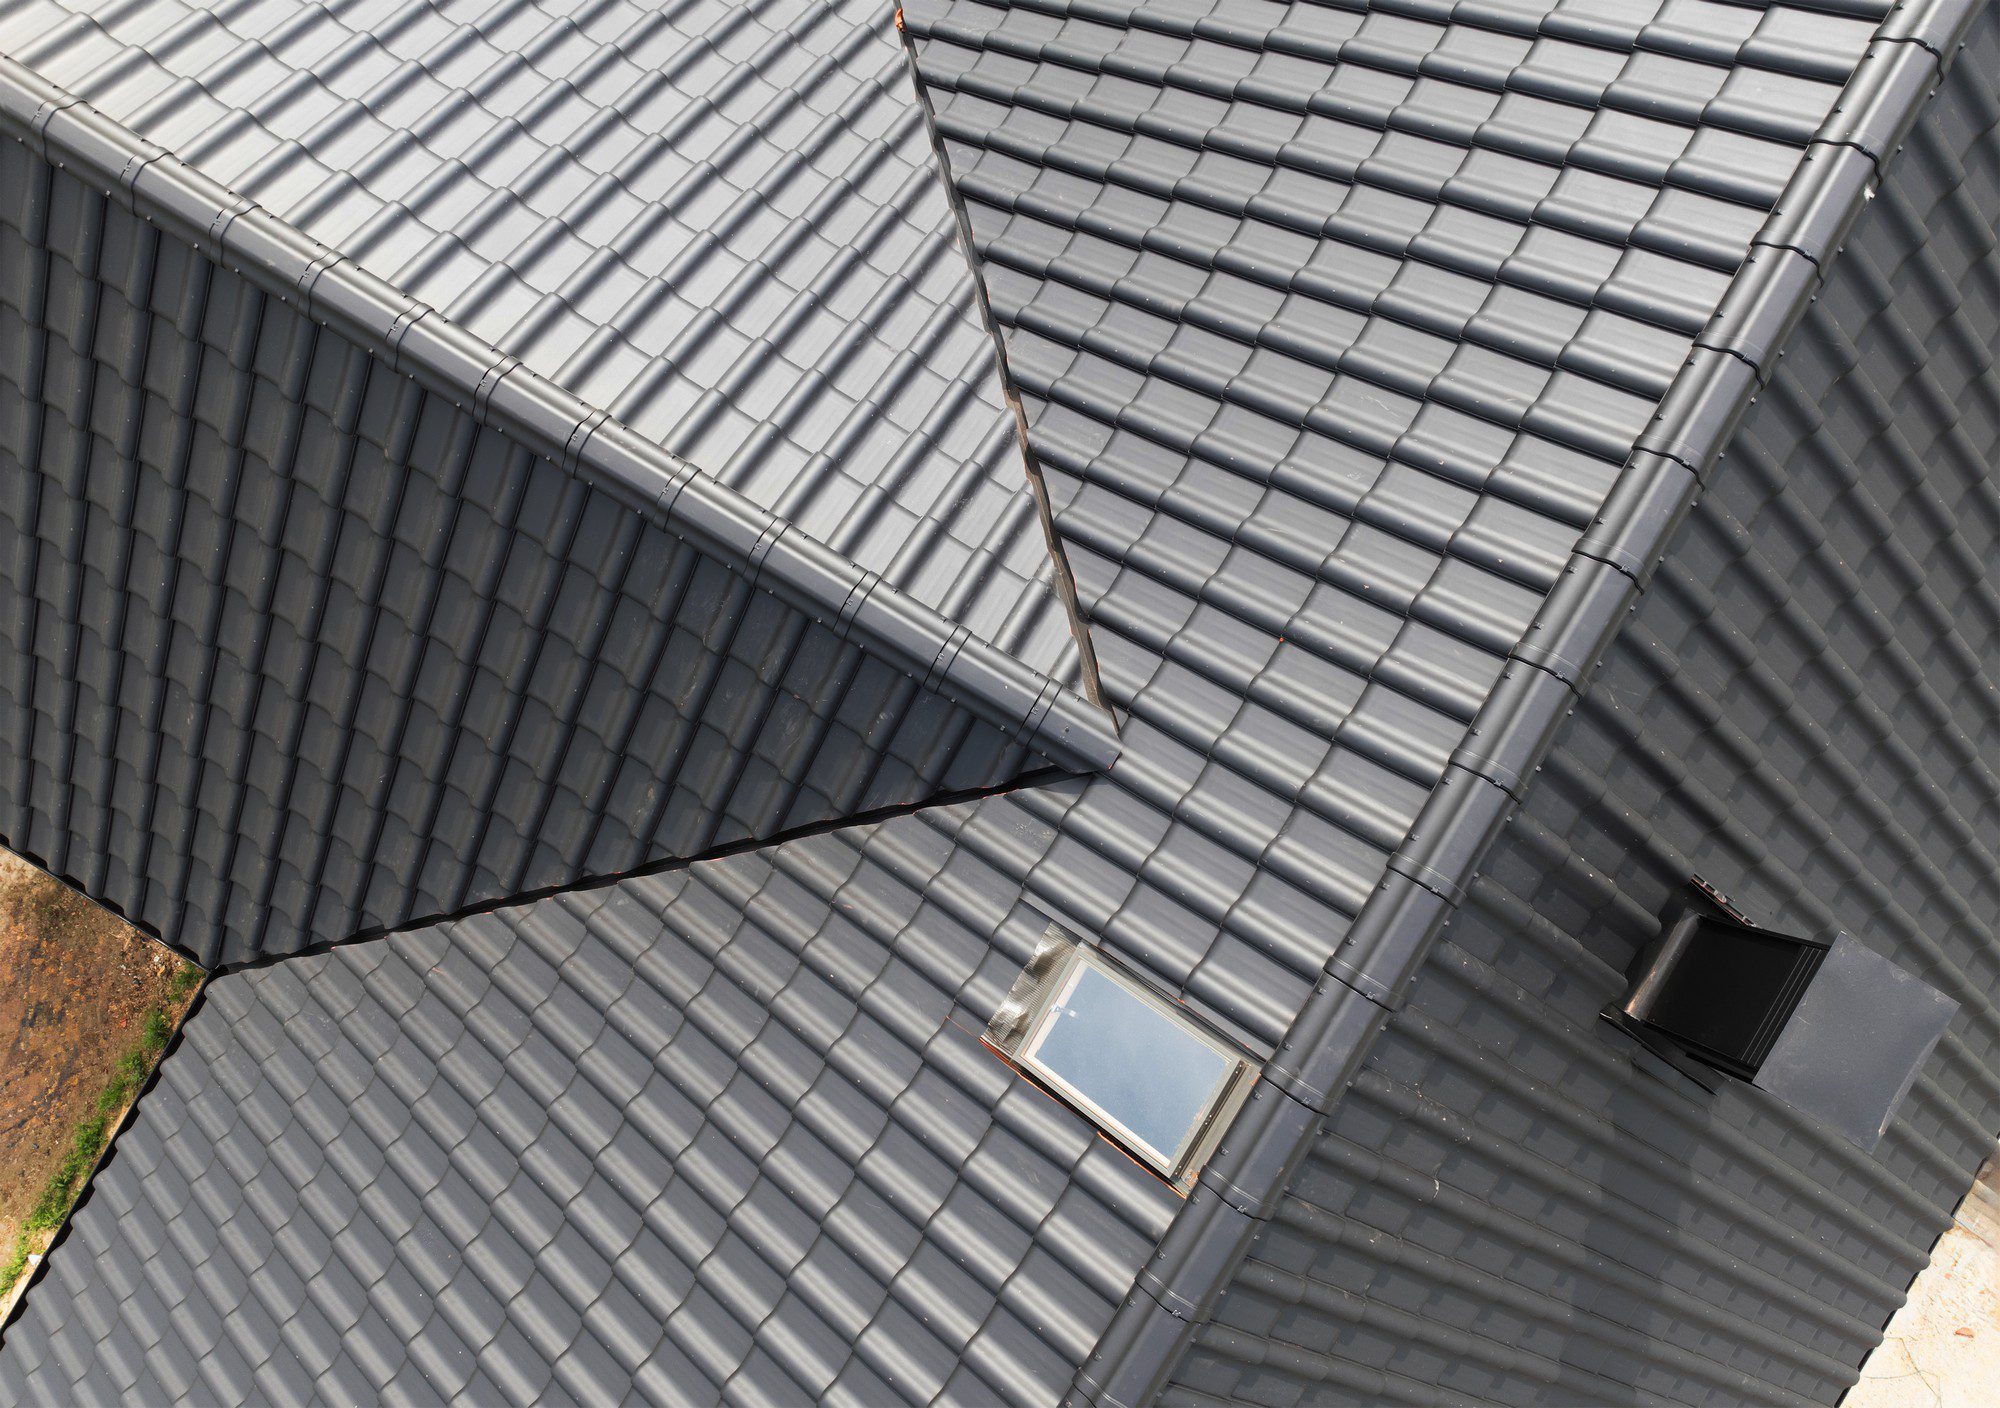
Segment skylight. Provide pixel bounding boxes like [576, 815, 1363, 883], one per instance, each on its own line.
[988, 922, 1254, 1192]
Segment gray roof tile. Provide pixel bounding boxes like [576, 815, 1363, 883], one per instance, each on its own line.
[0, 0, 1082, 677]
[0, 0, 1949, 1404]
[0, 114, 1096, 966]
[2, 834, 1179, 1407]
[890, 0, 1847, 1024]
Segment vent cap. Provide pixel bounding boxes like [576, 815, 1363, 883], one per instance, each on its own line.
[1611, 881, 1956, 1148]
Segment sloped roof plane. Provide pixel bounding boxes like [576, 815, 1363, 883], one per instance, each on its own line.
[1174, 7, 2000, 1400]
[890, 1, 1919, 1393]
[2, 0, 1996, 1404]
[0, 0, 1120, 968]
[0, 0, 1093, 678]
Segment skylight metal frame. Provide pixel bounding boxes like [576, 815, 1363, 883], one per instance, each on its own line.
[987, 922, 1256, 1194]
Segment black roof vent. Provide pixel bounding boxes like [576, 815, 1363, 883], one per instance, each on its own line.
[1609, 880, 1957, 1148]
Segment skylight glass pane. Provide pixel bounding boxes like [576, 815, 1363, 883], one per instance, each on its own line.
[1028, 965, 1231, 1164]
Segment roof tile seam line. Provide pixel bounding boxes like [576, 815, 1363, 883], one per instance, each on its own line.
[1059, 4, 1980, 1403]
[910, 11, 1839, 189]
[0, 55, 1120, 779]
[894, 9, 1116, 718]
[911, 0, 1862, 84]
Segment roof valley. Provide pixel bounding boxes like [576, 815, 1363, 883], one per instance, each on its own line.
[896, 7, 1113, 712]
[894, 0, 1943, 1400]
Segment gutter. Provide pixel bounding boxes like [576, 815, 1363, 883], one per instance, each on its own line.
[1065, 1, 1989, 1402]
[0, 57, 1120, 778]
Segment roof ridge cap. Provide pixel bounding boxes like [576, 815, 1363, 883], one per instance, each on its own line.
[1065, 1, 1984, 1400]
[0, 55, 1118, 776]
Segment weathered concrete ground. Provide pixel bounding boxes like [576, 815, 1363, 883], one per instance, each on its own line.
[1849, 1151, 2000, 1408]
[0, 849, 202, 1316]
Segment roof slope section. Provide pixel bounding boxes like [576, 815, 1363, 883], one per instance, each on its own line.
[897, 0, 1862, 1031]
[0, 0, 1092, 681]
[0, 120, 1098, 968]
[0, 2, 1943, 1406]
[902, 0, 1923, 1399]
[0, 825, 1178, 1407]
[1173, 12, 2000, 1398]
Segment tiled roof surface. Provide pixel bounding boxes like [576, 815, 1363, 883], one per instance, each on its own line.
[0, 830, 1178, 1406]
[0, 0, 1874, 1068]
[899, 0, 1862, 1034]
[1, 1, 1971, 1406]
[1171, 7, 2000, 1404]
[0, 0, 1083, 674]
[0, 137, 1072, 968]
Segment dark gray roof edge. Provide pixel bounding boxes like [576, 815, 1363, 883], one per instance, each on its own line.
[1064, 3, 1987, 1403]
[0, 56, 1120, 777]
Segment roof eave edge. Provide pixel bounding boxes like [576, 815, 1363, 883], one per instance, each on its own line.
[0, 56, 1119, 777]
[1065, 2, 1984, 1401]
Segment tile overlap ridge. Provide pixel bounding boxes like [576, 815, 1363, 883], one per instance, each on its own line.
[0, 53, 1120, 778]
[1063, 0, 1990, 1402]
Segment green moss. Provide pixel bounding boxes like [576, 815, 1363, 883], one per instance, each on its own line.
[0, 1235, 26, 1300]
[26, 1113, 108, 1236]
[0, 981, 202, 1301]
[167, 960, 203, 1001]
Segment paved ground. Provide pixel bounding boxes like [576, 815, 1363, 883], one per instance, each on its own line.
[0, 849, 200, 1314]
[1849, 1151, 2000, 1408]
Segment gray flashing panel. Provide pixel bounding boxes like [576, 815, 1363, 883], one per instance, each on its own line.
[0, 142, 1070, 967]
[1757, 935, 1959, 1150]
